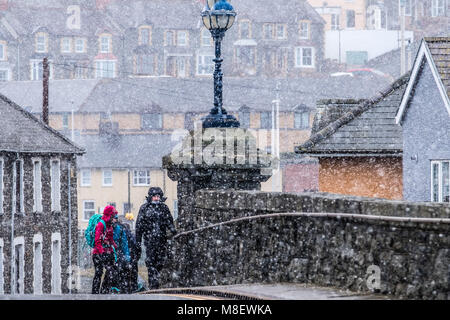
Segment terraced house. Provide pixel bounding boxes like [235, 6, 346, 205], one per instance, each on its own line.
[0, 92, 84, 294]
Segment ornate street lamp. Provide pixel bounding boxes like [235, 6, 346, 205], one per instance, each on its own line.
[201, 0, 240, 128]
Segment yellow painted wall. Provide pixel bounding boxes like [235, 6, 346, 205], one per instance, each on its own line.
[164, 113, 185, 130]
[306, 0, 367, 30]
[77, 168, 177, 230]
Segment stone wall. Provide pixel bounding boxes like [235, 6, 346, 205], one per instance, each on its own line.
[161, 190, 450, 299]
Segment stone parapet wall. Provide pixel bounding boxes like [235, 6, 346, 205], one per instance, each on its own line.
[162, 190, 450, 299]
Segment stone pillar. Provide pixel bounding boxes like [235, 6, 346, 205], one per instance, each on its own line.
[163, 127, 275, 231]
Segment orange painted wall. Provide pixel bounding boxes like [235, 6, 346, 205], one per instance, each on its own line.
[319, 157, 403, 200]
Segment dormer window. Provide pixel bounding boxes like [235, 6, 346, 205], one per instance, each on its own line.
[239, 20, 251, 39]
[99, 34, 112, 53]
[294, 105, 310, 129]
[35, 32, 48, 53]
[138, 26, 152, 45]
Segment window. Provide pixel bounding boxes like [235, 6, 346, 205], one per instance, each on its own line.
[294, 111, 310, 129]
[51, 233, 61, 295]
[142, 113, 162, 130]
[165, 31, 174, 46]
[0, 158, 3, 215]
[73, 65, 87, 79]
[35, 32, 48, 53]
[295, 47, 315, 68]
[123, 202, 131, 215]
[13, 160, 24, 215]
[299, 21, 310, 39]
[138, 26, 152, 45]
[432, 0, 446, 17]
[13, 237, 24, 294]
[33, 234, 43, 295]
[135, 54, 155, 75]
[61, 37, 72, 53]
[133, 169, 150, 186]
[260, 112, 272, 129]
[346, 10, 356, 28]
[331, 14, 340, 30]
[0, 41, 6, 61]
[239, 111, 250, 128]
[51, 159, 61, 212]
[0, 238, 4, 294]
[235, 46, 256, 68]
[431, 160, 450, 203]
[398, 0, 412, 16]
[0, 69, 8, 81]
[201, 28, 212, 46]
[102, 169, 113, 186]
[81, 169, 91, 187]
[62, 113, 69, 129]
[197, 54, 214, 75]
[74, 38, 86, 53]
[177, 31, 188, 46]
[33, 159, 43, 213]
[239, 20, 251, 39]
[30, 60, 53, 81]
[263, 24, 273, 39]
[95, 60, 116, 78]
[83, 200, 96, 220]
[99, 34, 112, 53]
[276, 24, 287, 39]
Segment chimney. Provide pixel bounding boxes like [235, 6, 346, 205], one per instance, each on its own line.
[0, 0, 8, 11]
[96, 0, 113, 10]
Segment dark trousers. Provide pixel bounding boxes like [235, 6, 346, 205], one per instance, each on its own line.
[145, 246, 167, 290]
[92, 253, 116, 294]
[114, 259, 132, 294]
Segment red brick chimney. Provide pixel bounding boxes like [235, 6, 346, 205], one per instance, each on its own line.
[96, 0, 113, 10]
[0, 0, 8, 11]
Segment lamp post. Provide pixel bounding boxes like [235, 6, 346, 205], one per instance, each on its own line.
[201, 0, 240, 128]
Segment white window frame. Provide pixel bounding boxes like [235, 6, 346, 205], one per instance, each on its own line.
[35, 32, 48, 53]
[80, 169, 91, 187]
[299, 21, 310, 39]
[12, 236, 25, 294]
[83, 200, 96, 221]
[431, 160, 450, 203]
[196, 53, 215, 76]
[102, 169, 113, 187]
[331, 14, 340, 30]
[0, 69, 9, 81]
[399, 0, 412, 16]
[0, 41, 6, 61]
[99, 34, 112, 53]
[201, 28, 212, 46]
[177, 31, 188, 47]
[431, 0, 446, 17]
[32, 158, 43, 213]
[133, 169, 150, 186]
[276, 24, 287, 40]
[51, 233, 62, 295]
[33, 234, 43, 295]
[95, 60, 116, 78]
[295, 47, 315, 68]
[75, 38, 86, 53]
[0, 158, 3, 215]
[30, 59, 53, 81]
[50, 158, 61, 212]
[61, 37, 72, 53]
[16, 159, 24, 215]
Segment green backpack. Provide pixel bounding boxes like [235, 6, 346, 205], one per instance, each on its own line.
[85, 214, 106, 248]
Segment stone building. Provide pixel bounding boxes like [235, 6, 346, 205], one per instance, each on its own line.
[0, 93, 84, 294]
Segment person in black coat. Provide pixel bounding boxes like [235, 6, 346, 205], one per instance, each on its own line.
[135, 187, 177, 289]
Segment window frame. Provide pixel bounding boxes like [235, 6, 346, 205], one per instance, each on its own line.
[201, 28, 212, 47]
[299, 21, 310, 39]
[176, 30, 188, 47]
[50, 158, 61, 212]
[398, 0, 412, 16]
[141, 113, 163, 130]
[83, 200, 96, 221]
[239, 20, 251, 39]
[294, 110, 310, 129]
[134, 54, 156, 75]
[133, 169, 151, 186]
[80, 169, 91, 187]
[102, 169, 113, 187]
[30, 59, 53, 81]
[95, 60, 116, 78]
[294, 47, 315, 68]
[196, 53, 215, 76]
[0, 158, 3, 215]
[431, 0, 446, 17]
[35, 32, 48, 53]
[99, 34, 112, 53]
[60, 37, 73, 53]
[32, 158, 43, 213]
[138, 26, 152, 45]
[74, 37, 87, 53]
[0, 41, 7, 61]
[431, 160, 450, 203]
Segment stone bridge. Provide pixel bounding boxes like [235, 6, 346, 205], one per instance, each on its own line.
[160, 129, 450, 300]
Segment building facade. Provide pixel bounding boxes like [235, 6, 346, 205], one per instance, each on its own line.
[0, 93, 83, 294]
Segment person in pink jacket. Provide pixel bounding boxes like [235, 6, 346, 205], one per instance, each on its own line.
[92, 205, 118, 294]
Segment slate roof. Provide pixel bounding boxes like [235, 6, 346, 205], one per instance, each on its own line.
[0, 93, 84, 154]
[75, 133, 177, 169]
[0, 79, 101, 114]
[295, 74, 409, 156]
[76, 76, 390, 114]
[426, 37, 450, 97]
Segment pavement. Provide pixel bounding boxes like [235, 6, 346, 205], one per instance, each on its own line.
[143, 283, 391, 300]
